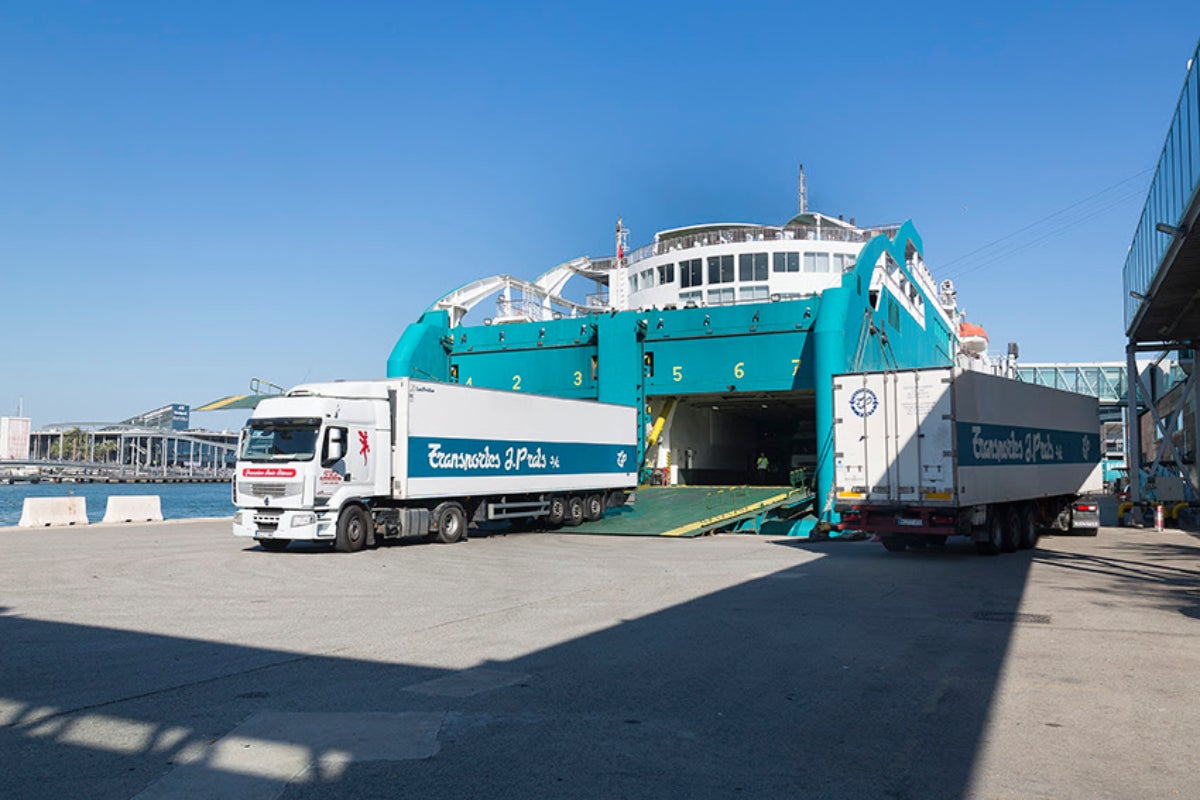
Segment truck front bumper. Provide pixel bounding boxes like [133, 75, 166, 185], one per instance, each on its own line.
[233, 509, 337, 541]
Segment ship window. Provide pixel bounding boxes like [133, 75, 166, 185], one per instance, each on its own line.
[680, 259, 703, 288]
[658, 262, 675, 284]
[680, 289, 703, 304]
[773, 252, 800, 272]
[739, 252, 768, 281]
[833, 253, 857, 272]
[740, 285, 770, 301]
[707, 287, 735, 305]
[803, 252, 830, 273]
[641, 268, 656, 288]
[629, 273, 639, 293]
[708, 255, 734, 284]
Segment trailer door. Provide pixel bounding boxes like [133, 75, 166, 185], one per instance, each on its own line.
[897, 368, 954, 506]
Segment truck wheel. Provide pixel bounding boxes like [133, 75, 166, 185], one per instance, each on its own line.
[1018, 506, 1040, 550]
[583, 493, 605, 521]
[1001, 507, 1020, 553]
[433, 503, 466, 543]
[563, 495, 584, 527]
[976, 510, 1003, 555]
[259, 539, 290, 552]
[880, 535, 907, 552]
[335, 506, 369, 553]
[546, 496, 565, 527]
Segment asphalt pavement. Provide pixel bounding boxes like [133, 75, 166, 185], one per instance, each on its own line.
[1, 519, 1197, 799]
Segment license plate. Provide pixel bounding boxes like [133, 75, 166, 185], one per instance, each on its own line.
[896, 517, 922, 527]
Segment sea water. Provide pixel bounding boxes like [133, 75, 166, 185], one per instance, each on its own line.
[0, 482, 235, 527]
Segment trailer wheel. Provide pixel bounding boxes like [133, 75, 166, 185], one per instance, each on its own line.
[1001, 507, 1020, 553]
[433, 502, 466, 544]
[976, 510, 1003, 555]
[563, 495, 584, 527]
[880, 535, 907, 552]
[259, 538, 290, 552]
[1018, 505, 1040, 550]
[583, 493, 605, 521]
[546, 496, 565, 527]
[335, 506, 369, 553]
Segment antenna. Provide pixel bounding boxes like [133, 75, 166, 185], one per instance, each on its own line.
[797, 164, 808, 214]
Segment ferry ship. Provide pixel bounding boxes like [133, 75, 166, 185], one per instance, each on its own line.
[387, 172, 1004, 530]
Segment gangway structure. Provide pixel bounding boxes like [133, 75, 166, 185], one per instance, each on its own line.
[1123, 38, 1200, 505]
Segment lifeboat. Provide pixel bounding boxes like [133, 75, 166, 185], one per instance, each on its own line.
[958, 321, 989, 356]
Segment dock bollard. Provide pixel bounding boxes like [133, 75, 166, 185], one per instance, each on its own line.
[1154, 504, 1164, 532]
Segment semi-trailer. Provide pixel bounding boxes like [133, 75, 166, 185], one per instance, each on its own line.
[232, 379, 638, 552]
[832, 366, 1101, 554]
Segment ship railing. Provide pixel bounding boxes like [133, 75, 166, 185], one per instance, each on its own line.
[622, 223, 903, 268]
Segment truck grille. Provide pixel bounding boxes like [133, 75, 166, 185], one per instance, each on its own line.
[240, 482, 287, 498]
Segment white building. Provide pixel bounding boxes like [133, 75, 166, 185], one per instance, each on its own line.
[0, 417, 31, 461]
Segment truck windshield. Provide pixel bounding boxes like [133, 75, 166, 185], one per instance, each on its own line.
[240, 419, 320, 462]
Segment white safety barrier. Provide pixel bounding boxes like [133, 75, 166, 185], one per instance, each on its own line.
[18, 497, 89, 527]
[102, 495, 164, 523]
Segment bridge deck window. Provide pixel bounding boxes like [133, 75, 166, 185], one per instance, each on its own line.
[680, 258, 703, 288]
[739, 252, 768, 281]
[803, 252, 830, 273]
[708, 255, 734, 284]
[773, 252, 800, 272]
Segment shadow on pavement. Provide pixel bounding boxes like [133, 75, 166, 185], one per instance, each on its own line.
[0, 539, 1035, 800]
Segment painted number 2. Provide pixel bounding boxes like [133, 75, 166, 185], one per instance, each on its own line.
[512, 375, 522, 391]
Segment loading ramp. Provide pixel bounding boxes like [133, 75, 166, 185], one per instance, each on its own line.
[568, 485, 813, 538]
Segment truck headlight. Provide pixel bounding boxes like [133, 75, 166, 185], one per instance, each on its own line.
[291, 513, 317, 528]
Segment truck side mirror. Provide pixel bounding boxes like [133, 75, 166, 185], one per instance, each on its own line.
[323, 428, 346, 466]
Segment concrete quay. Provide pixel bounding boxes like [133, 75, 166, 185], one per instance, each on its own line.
[0, 519, 1197, 799]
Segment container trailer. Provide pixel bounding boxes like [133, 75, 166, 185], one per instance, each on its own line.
[832, 367, 1101, 554]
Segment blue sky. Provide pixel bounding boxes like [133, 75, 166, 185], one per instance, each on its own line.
[1, 2, 1195, 429]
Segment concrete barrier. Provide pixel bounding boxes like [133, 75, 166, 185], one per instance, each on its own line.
[102, 495, 164, 523]
[18, 497, 89, 527]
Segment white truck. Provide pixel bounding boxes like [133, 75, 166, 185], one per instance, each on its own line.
[832, 367, 1102, 555]
[232, 379, 638, 552]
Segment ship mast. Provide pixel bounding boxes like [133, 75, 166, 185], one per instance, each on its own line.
[615, 217, 629, 265]
[797, 163, 808, 214]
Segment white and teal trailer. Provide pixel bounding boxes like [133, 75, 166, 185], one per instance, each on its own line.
[832, 367, 1102, 554]
[233, 379, 637, 552]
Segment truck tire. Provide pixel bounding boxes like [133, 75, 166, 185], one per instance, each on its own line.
[880, 535, 906, 552]
[1018, 505, 1040, 550]
[1002, 507, 1020, 553]
[583, 493, 605, 521]
[259, 538, 290, 552]
[433, 502, 466, 544]
[546, 496, 565, 527]
[976, 509, 1003, 555]
[563, 495, 584, 527]
[335, 506, 369, 553]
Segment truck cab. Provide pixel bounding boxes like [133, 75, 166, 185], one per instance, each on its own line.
[232, 385, 390, 550]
